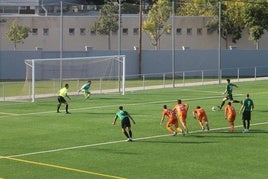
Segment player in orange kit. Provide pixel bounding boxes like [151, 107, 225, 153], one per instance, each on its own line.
[173, 99, 189, 133]
[160, 105, 184, 136]
[192, 106, 210, 131]
[225, 102, 236, 132]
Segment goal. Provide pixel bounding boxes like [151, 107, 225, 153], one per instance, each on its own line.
[24, 55, 126, 102]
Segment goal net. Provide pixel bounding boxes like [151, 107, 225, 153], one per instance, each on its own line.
[24, 55, 126, 102]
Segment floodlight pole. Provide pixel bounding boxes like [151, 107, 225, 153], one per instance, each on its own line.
[118, 0, 122, 93]
[60, 1, 63, 87]
[118, 0, 122, 56]
[171, 0, 175, 88]
[138, 0, 142, 75]
[218, 0, 222, 84]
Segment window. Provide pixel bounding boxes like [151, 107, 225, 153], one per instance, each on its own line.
[90, 29, 96, 35]
[187, 28, 192, 35]
[176, 28, 182, 35]
[69, 28, 75, 36]
[122, 28, 128, 35]
[43, 28, 49, 36]
[197, 28, 202, 35]
[133, 28, 139, 35]
[32, 28, 38, 35]
[80, 28, 86, 35]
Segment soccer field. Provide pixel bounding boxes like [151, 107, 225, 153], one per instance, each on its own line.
[0, 79, 268, 179]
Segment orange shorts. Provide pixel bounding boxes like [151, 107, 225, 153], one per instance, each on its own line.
[227, 115, 236, 122]
[167, 119, 179, 127]
[179, 114, 187, 123]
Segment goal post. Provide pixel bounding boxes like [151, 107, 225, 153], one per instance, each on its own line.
[24, 55, 126, 102]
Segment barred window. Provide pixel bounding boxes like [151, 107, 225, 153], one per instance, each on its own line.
[176, 28, 182, 35]
[43, 28, 49, 36]
[69, 28, 75, 36]
[32, 28, 38, 35]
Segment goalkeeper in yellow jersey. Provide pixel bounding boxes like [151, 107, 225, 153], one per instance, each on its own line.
[78, 80, 91, 99]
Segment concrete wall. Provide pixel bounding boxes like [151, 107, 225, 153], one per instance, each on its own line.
[1, 50, 268, 80]
[1, 15, 267, 51]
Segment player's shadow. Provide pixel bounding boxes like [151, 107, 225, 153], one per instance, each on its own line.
[190, 133, 249, 138]
[138, 140, 217, 144]
[243, 129, 268, 133]
[90, 147, 138, 155]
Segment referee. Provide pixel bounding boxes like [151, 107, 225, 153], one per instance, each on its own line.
[57, 83, 71, 114]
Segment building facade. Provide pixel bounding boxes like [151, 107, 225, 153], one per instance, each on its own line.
[0, 14, 267, 51]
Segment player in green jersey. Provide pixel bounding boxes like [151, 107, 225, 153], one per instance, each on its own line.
[112, 106, 136, 142]
[57, 84, 71, 114]
[239, 93, 254, 133]
[78, 80, 91, 99]
[218, 79, 240, 110]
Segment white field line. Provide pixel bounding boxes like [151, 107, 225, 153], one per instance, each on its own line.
[1, 121, 268, 160]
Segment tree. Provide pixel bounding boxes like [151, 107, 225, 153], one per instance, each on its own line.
[142, 0, 172, 50]
[243, 0, 268, 47]
[90, 1, 118, 49]
[209, 1, 245, 49]
[177, 0, 216, 16]
[6, 20, 31, 50]
[178, 0, 245, 49]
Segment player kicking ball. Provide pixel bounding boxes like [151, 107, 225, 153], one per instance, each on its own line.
[218, 79, 240, 110]
[78, 80, 91, 99]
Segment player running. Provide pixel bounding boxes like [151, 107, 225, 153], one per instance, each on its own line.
[113, 106, 136, 142]
[160, 105, 184, 136]
[224, 102, 236, 132]
[218, 79, 240, 110]
[173, 99, 189, 133]
[78, 80, 91, 99]
[192, 106, 209, 131]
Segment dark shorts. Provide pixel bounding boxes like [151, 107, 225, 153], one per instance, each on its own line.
[226, 94, 234, 100]
[57, 96, 66, 103]
[242, 111, 251, 121]
[121, 117, 131, 128]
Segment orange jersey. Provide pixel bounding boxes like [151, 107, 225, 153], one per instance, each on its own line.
[173, 103, 188, 115]
[193, 108, 208, 121]
[162, 108, 181, 131]
[173, 103, 188, 122]
[162, 108, 177, 121]
[225, 105, 236, 121]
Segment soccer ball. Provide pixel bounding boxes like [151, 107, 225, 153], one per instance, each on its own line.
[212, 106, 217, 111]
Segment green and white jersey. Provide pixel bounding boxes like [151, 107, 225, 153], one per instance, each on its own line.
[81, 83, 91, 92]
[226, 83, 236, 95]
[242, 98, 254, 111]
[116, 110, 129, 120]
